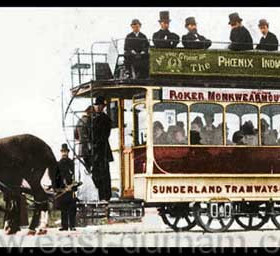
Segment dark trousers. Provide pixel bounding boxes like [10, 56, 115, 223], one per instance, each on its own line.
[61, 202, 76, 229]
[124, 53, 149, 79]
[92, 161, 112, 201]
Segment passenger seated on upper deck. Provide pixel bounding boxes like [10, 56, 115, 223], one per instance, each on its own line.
[241, 120, 258, 146]
[261, 118, 278, 145]
[124, 19, 150, 79]
[200, 113, 222, 145]
[152, 11, 180, 49]
[228, 12, 253, 51]
[153, 121, 168, 144]
[256, 19, 278, 51]
[182, 17, 212, 50]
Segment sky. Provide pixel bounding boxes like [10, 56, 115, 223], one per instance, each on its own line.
[1, 7, 280, 159]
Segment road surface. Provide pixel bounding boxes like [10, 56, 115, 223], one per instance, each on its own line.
[1, 208, 280, 248]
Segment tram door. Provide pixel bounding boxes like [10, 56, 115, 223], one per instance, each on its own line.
[108, 99, 134, 198]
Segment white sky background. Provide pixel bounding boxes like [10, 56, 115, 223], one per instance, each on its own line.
[0, 7, 280, 159]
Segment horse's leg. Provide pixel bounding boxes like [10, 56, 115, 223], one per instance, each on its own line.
[37, 202, 49, 235]
[3, 194, 11, 232]
[5, 196, 21, 235]
[27, 184, 49, 235]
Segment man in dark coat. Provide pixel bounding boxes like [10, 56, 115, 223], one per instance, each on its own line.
[74, 106, 93, 172]
[90, 96, 113, 201]
[55, 143, 77, 231]
[124, 19, 150, 79]
[256, 19, 278, 51]
[228, 12, 253, 51]
[152, 11, 180, 49]
[182, 17, 211, 49]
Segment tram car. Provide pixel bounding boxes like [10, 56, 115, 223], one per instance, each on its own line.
[64, 42, 280, 232]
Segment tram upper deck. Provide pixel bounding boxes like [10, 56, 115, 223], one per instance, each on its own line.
[70, 47, 280, 98]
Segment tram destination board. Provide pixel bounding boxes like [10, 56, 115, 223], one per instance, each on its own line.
[149, 48, 280, 79]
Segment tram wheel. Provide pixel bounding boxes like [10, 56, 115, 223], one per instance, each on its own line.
[194, 202, 234, 233]
[235, 202, 269, 231]
[269, 202, 280, 229]
[159, 203, 196, 232]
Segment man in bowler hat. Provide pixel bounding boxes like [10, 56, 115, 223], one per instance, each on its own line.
[256, 19, 278, 51]
[55, 143, 77, 231]
[124, 19, 150, 79]
[90, 96, 113, 201]
[152, 11, 180, 48]
[228, 12, 253, 51]
[182, 17, 212, 49]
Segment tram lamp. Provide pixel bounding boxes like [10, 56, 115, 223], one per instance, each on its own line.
[71, 63, 91, 70]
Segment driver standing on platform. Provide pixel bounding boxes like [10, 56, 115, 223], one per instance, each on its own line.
[90, 96, 114, 201]
[124, 19, 150, 79]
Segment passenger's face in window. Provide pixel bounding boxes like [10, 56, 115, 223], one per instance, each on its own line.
[160, 21, 169, 30]
[259, 25, 269, 36]
[205, 115, 214, 126]
[154, 127, 163, 138]
[174, 131, 185, 143]
[131, 24, 141, 33]
[191, 123, 201, 132]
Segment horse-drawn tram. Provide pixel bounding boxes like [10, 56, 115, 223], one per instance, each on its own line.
[64, 43, 280, 232]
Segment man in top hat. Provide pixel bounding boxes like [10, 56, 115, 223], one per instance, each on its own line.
[228, 12, 253, 51]
[256, 19, 278, 51]
[55, 143, 77, 231]
[74, 105, 94, 172]
[90, 96, 113, 201]
[182, 17, 212, 49]
[152, 11, 180, 49]
[124, 19, 150, 79]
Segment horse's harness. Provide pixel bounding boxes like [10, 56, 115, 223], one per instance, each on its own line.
[0, 179, 82, 207]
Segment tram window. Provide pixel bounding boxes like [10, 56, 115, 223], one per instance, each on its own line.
[134, 104, 147, 146]
[260, 105, 280, 146]
[226, 104, 258, 146]
[153, 102, 188, 145]
[108, 101, 118, 129]
[124, 100, 133, 147]
[190, 103, 223, 145]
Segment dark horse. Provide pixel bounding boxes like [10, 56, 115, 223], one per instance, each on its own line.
[0, 134, 57, 235]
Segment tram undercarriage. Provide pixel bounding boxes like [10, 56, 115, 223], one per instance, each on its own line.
[157, 200, 280, 233]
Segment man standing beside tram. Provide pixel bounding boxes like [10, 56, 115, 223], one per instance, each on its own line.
[89, 96, 114, 201]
